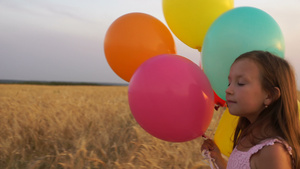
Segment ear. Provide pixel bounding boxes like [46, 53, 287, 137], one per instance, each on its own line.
[272, 87, 281, 101]
[264, 87, 281, 106]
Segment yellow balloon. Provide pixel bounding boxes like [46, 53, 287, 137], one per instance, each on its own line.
[214, 108, 238, 157]
[215, 100, 300, 157]
[162, 0, 234, 51]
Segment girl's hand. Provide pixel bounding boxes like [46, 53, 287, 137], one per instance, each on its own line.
[201, 138, 221, 157]
[201, 138, 227, 169]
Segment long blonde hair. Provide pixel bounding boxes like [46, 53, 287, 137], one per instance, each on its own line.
[232, 51, 300, 168]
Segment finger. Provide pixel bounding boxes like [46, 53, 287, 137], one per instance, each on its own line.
[201, 143, 209, 151]
[204, 139, 215, 150]
[201, 140, 212, 151]
[202, 140, 215, 151]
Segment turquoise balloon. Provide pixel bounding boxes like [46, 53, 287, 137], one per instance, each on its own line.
[202, 7, 285, 100]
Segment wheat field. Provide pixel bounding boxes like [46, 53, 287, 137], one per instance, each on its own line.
[1, 84, 299, 169]
[0, 84, 222, 169]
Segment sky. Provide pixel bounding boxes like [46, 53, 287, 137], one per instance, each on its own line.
[0, 0, 299, 89]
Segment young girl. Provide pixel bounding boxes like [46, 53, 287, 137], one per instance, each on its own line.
[201, 51, 300, 169]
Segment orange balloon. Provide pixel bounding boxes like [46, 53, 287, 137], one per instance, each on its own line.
[104, 13, 176, 82]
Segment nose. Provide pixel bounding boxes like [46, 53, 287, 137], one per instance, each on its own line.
[225, 84, 233, 95]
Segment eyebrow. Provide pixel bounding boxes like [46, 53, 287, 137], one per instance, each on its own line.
[228, 75, 244, 80]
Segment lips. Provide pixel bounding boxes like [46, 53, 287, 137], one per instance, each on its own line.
[226, 100, 236, 108]
[226, 99, 237, 104]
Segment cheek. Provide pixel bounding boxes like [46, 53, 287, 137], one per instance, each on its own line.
[242, 96, 265, 111]
[237, 91, 260, 107]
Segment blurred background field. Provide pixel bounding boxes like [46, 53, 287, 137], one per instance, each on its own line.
[0, 84, 299, 169]
[0, 84, 214, 169]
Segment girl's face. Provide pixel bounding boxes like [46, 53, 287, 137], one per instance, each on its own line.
[225, 59, 268, 123]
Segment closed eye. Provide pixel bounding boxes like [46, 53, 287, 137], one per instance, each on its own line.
[238, 83, 245, 86]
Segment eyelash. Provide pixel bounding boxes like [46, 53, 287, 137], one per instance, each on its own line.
[228, 82, 245, 86]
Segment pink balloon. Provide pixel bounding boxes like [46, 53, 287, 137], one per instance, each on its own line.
[128, 54, 214, 142]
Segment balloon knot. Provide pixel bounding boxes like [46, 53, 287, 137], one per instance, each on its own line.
[214, 104, 220, 111]
[197, 47, 202, 52]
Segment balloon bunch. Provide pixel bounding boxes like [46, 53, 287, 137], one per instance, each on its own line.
[104, 0, 285, 143]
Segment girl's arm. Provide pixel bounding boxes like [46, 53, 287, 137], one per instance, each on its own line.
[201, 138, 227, 169]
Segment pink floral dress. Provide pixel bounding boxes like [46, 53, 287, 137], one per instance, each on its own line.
[227, 138, 293, 169]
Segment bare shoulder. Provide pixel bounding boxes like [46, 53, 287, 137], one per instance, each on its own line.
[250, 142, 292, 169]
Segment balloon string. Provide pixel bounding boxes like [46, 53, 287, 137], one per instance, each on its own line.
[214, 105, 226, 129]
[206, 105, 227, 138]
[202, 149, 220, 169]
[202, 105, 227, 169]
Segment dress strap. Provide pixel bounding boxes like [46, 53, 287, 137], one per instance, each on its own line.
[248, 138, 294, 168]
